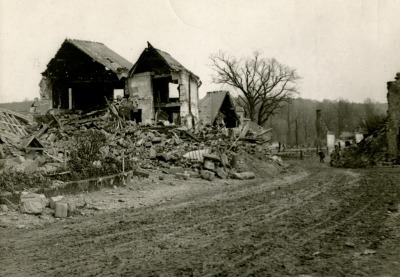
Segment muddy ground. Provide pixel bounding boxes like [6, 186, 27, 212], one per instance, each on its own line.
[1, 159, 400, 276]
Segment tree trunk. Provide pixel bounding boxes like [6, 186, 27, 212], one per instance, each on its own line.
[286, 107, 291, 145]
[295, 118, 299, 148]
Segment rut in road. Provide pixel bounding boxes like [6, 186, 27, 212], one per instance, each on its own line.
[2, 166, 398, 277]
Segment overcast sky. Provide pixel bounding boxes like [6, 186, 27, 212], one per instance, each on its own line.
[1, 0, 399, 103]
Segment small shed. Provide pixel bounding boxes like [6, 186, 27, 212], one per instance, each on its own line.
[198, 91, 240, 128]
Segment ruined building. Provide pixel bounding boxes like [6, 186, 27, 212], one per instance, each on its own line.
[126, 42, 201, 127]
[387, 73, 400, 158]
[39, 39, 201, 128]
[40, 39, 133, 111]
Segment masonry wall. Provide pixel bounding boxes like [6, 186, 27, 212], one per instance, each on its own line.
[387, 73, 400, 158]
[126, 72, 154, 123]
[179, 71, 199, 128]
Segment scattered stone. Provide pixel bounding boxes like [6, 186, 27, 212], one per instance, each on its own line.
[13, 156, 25, 164]
[54, 202, 68, 218]
[67, 201, 76, 213]
[168, 166, 184, 174]
[49, 196, 65, 209]
[187, 170, 200, 178]
[99, 145, 110, 156]
[230, 154, 238, 169]
[345, 242, 355, 248]
[24, 151, 38, 161]
[201, 170, 215, 181]
[362, 249, 377, 255]
[20, 193, 47, 214]
[149, 148, 157, 159]
[136, 138, 144, 146]
[15, 160, 39, 174]
[183, 149, 210, 162]
[0, 204, 8, 213]
[203, 153, 221, 162]
[39, 214, 53, 220]
[159, 175, 165, 180]
[3, 159, 20, 172]
[204, 160, 215, 171]
[151, 137, 162, 143]
[156, 153, 171, 162]
[231, 171, 255, 180]
[215, 168, 228, 179]
[42, 164, 58, 174]
[220, 153, 230, 168]
[47, 133, 57, 142]
[175, 172, 190, 180]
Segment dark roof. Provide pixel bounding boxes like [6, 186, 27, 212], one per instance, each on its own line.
[130, 42, 199, 80]
[65, 39, 133, 78]
[199, 91, 238, 125]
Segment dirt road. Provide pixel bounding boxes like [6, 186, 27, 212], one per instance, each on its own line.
[1, 160, 400, 276]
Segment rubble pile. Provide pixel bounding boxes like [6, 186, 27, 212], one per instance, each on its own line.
[1, 104, 285, 194]
[331, 121, 390, 168]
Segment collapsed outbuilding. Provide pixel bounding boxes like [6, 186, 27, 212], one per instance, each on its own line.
[40, 39, 133, 112]
[198, 91, 240, 128]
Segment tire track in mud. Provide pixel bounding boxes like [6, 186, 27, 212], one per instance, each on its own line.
[210, 170, 357, 274]
[222, 170, 396, 277]
[0, 172, 311, 276]
[4, 165, 395, 277]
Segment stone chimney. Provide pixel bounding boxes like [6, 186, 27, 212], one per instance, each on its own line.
[387, 73, 400, 158]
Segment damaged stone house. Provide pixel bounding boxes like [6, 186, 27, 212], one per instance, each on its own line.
[40, 39, 133, 111]
[387, 73, 400, 158]
[126, 42, 201, 127]
[39, 40, 202, 128]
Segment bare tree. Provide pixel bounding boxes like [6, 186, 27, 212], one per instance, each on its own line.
[210, 51, 300, 126]
[334, 99, 351, 136]
[360, 98, 386, 133]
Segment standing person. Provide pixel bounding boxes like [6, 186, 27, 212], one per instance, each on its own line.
[318, 150, 325, 163]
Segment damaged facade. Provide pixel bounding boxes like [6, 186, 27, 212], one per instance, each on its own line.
[387, 73, 400, 158]
[40, 39, 133, 111]
[39, 39, 203, 128]
[126, 42, 201, 127]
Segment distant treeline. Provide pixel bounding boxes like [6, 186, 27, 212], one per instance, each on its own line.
[0, 97, 388, 147]
[264, 98, 387, 146]
[0, 100, 34, 115]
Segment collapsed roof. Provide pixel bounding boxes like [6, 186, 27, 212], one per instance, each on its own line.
[43, 38, 133, 79]
[130, 42, 200, 80]
[199, 91, 240, 128]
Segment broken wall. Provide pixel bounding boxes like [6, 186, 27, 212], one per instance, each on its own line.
[327, 132, 335, 153]
[126, 72, 154, 123]
[387, 73, 400, 158]
[179, 71, 199, 128]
